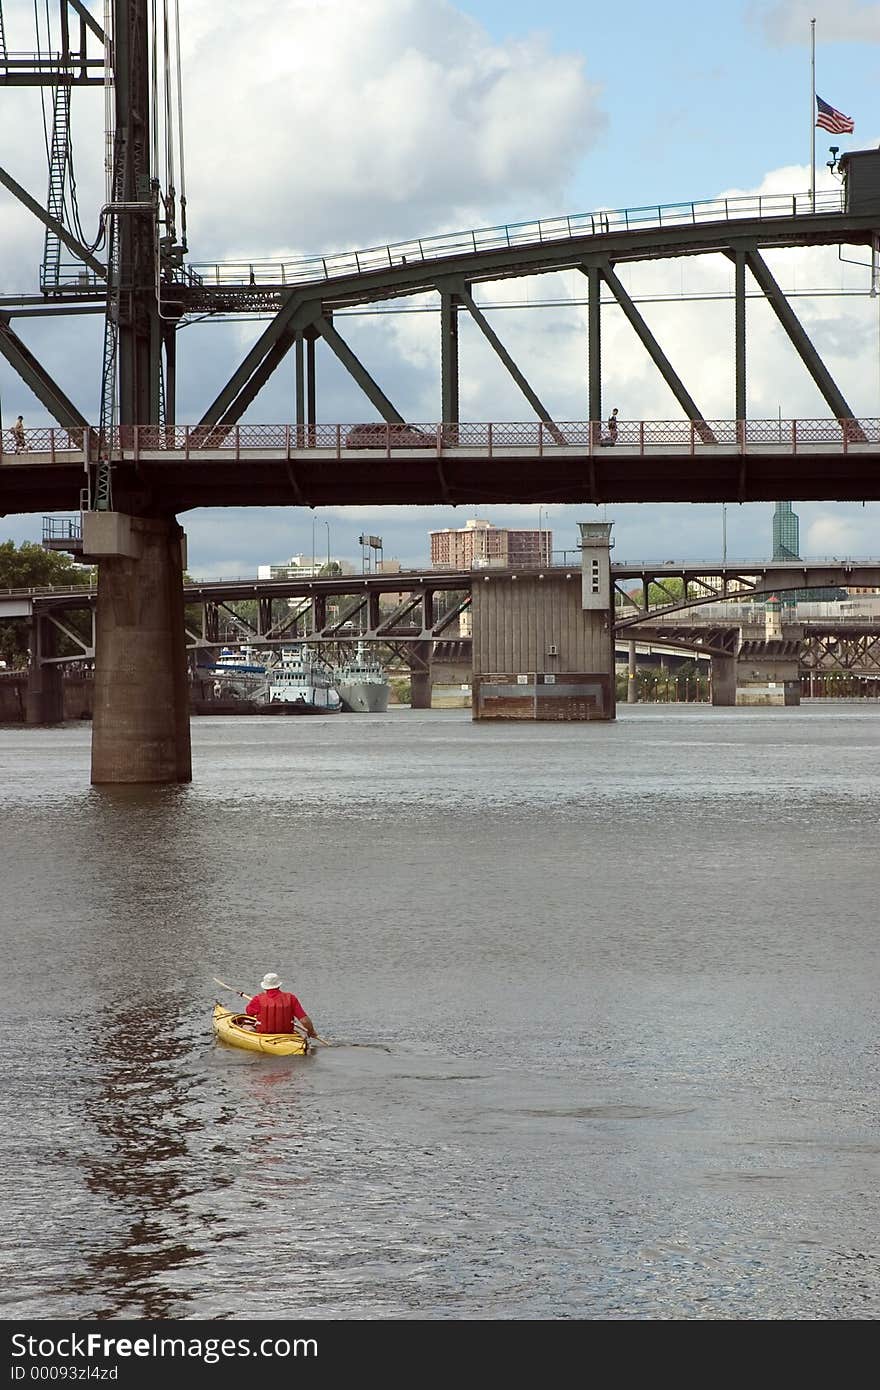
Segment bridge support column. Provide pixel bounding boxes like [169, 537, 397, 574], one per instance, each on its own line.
[85, 513, 192, 784]
[471, 529, 615, 721]
[710, 654, 737, 706]
[627, 640, 637, 703]
[408, 640, 432, 709]
[25, 614, 64, 724]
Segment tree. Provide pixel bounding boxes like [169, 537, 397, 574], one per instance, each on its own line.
[0, 540, 94, 590]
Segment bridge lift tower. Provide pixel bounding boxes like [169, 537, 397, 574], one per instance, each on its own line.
[0, 0, 191, 782]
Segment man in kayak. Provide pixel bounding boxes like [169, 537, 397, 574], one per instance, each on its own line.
[245, 972, 318, 1037]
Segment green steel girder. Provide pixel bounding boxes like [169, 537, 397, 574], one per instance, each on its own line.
[66, 0, 106, 43]
[735, 249, 746, 422]
[314, 313, 404, 424]
[441, 276, 560, 436]
[0, 164, 105, 277]
[584, 258, 712, 440]
[283, 212, 879, 313]
[587, 264, 601, 422]
[190, 210, 880, 436]
[440, 289, 460, 424]
[0, 316, 89, 427]
[197, 295, 315, 428]
[739, 246, 857, 424]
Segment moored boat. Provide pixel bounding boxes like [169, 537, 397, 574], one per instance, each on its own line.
[333, 642, 390, 713]
[212, 1003, 311, 1055]
[267, 645, 342, 711]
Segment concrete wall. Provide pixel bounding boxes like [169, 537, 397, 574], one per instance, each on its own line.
[0, 673, 93, 723]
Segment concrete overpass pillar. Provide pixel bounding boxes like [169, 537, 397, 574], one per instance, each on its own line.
[85, 513, 192, 784]
[25, 614, 64, 724]
[627, 640, 637, 703]
[711, 654, 737, 706]
[408, 640, 432, 709]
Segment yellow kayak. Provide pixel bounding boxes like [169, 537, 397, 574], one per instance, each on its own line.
[212, 1003, 311, 1056]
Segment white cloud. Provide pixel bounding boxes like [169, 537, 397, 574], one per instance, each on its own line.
[180, 0, 603, 255]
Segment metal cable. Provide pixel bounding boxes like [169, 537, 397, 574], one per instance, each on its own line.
[162, 0, 174, 193]
[150, 0, 160, 181]
[173, 0, 186, 205]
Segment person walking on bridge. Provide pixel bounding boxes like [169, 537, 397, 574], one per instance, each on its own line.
[606, 406, 618, 445]
[245, 971, 317, 1037]
[12, 415, 26, 452]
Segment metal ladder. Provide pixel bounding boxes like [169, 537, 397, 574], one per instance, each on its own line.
[94, 130, 126, 512]
[42, 84, 72, 291]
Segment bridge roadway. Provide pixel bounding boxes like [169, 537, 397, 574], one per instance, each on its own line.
[6, 559, 880, 659]
[1, 418, 879, 513]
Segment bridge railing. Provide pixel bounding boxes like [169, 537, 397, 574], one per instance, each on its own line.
[3, 416, 880, 459]
[186, 189, 845, 290]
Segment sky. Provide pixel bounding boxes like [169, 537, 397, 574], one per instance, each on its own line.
[1, 0, 880, 575]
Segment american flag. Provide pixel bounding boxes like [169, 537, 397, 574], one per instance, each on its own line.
[816, 95, 854, 134]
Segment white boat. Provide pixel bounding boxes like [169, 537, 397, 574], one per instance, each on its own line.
[333, 643, 390, 713]
[209, 646, 268, 700]
[267, 645, 342, 712]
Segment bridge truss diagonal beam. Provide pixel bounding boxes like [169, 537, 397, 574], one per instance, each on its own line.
[66, 0, 106, 44]
[0, 317, 89, 427]
[586, 259, 714, 441]
[314, 314, 404, 424]
[197, 295, 313, 429]
[0, 164, 106, 278]
[443, 277, 562, 441]
[740, 247, 857, 425]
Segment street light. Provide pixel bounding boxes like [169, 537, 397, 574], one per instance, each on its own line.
[324, 519, 331, 569]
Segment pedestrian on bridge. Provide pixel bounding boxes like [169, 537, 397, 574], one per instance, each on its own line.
[607, 407, 618, 445]
[12, 415, 26, 452]
[245, 971, 317, 1038]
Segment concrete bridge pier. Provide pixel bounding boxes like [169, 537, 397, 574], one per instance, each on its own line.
[710, 654, 737, 706]
[408, 641, 432, 709]
[471, 524, 615, 720]
[84, 513, 192, 784]
[627, 640, 637, 703]
[25, 613, 64, 724]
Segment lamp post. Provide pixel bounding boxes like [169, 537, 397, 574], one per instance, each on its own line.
[722, 503, 727, 565]
[311, 515, 316, 575]
[324, 519, 331, 569]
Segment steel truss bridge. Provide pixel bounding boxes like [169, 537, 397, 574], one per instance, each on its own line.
[3, 415, 880, 513]
[6, 559, 880, 670]
[2, 0, 879, 778]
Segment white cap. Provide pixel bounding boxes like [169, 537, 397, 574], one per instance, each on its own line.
[260, 972, 282, 990]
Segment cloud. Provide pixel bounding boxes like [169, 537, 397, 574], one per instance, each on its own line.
[180, 0, 604, 255]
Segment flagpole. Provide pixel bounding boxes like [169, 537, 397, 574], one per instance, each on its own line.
[810, 17, 816, 211]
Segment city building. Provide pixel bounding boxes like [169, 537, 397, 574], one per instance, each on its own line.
[770, 503, 847, 604]
[257, 553, 356, 579]
[772, 502, 799, 561]
[430, 518, 551, 570]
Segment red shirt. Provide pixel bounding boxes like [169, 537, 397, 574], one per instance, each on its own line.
[246, 988, 307, 1034]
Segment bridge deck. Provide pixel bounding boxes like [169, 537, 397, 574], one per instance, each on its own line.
[2, 419, 879, 511]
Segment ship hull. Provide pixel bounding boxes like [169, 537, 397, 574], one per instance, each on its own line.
[337, 681, 390, 713]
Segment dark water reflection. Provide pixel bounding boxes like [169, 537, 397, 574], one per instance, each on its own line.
[2, 706, 879, 1319]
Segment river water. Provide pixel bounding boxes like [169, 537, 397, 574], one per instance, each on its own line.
[1, 704, 878, 1321]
